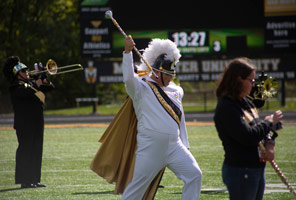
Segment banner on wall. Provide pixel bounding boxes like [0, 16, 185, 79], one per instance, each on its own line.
[80, 0, 112, 58]
[264, 0, 296, 16]
[84, 57, 295, 83]
[265, 16, 296, 51]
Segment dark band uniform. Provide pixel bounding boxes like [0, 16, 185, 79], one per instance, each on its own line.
[10, 77, 53, 184]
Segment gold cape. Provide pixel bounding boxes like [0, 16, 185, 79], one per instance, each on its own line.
[90, 97, 164, 200]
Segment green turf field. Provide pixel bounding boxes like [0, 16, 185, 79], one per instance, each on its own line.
[0, 125, 295, 199]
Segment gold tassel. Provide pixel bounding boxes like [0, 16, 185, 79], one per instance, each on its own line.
[137, 70, 149, 77]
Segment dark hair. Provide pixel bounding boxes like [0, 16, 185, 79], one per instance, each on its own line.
[3, 56, 20, 83]
[216, 57, 255, 101]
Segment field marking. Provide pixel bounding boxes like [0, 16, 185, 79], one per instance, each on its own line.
[1, 121, 296, 130]
[0, 122, 212, 130]
[1, 122, 295, 130]
[0, 123, 109, 130]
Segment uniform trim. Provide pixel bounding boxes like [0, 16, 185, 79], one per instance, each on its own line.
[144, 79, 181, 127]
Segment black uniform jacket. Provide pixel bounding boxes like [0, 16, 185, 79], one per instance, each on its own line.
[214, 97, 272, 168]
[9, 80, 54, 131]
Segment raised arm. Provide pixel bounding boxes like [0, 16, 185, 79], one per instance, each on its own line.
[122, 35, 141, 99]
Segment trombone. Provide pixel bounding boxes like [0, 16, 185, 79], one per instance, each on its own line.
[29, 59, 83, 78]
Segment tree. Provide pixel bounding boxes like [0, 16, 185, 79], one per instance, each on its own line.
[0, 0, 87, 111]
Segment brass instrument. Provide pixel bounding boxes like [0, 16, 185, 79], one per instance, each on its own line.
[29, 59, 83, 78]
[247, 71, 278, 108]
[253, 72, 295, 197]
[253, 71, 278, 100]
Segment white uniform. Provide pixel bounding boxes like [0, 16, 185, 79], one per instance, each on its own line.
[121, 52, 202, 200]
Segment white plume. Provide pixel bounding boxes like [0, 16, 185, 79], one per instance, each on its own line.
[137, 38, 181, 72]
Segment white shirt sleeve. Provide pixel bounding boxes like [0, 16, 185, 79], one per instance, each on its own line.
[122, 52, 141, 100]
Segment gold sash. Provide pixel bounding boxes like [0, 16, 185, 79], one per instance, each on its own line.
[24, 82, 45, 104]
[144, 79, 181, 127]
[243, 107, 259, 125]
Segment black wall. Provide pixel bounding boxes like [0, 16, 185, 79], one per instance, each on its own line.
[110, 0, 264, 29]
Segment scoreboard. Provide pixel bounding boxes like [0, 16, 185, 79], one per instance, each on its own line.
[111, 28, 264, 56]
[79, 2, 296, 84]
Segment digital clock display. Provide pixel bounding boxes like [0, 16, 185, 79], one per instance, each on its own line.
[171, 31, 208, 47]
[169, 31, 210, 54]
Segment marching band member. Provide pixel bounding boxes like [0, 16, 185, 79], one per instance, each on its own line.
[2, 56, 54, 188]
[214, 57, 283, 200]
[120, 36, 202, 200]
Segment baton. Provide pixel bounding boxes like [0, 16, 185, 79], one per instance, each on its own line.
[105, 10, 158, 78]
[259, 142, 296, 197]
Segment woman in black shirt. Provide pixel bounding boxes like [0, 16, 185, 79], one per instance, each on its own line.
[214, 57, 283, 200]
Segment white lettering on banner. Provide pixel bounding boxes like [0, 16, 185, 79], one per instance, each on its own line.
[211, 60, 228, 72]
[201, 74, 210, 80]
[266, 22, 296, 30]
[274, 30, 288, 37]
[201, 60, 229, 72]
[286, 72, 295, 79]
[176, 61, 198, 73]
[83, 42, 110, 49]
[256, 59, 270, 71]
[99, 76, 123, 83]
[271, 59, 280, 70]
[99, 58, 283, 82]
[84, 28, 109, 35]
[113, 62, 122, 74]
[199, 58, 280, 73]
[201, 61, 211, 72]
[180, 46, 209, 53]
[286, 71, 295, 79]
[267, 72, 285, 79]
[177, 74, 199, 81]
[251, 58, 280, 71]
[211, 74, 221, 80]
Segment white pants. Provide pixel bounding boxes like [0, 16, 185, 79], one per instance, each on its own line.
[121, 129, 202, 200]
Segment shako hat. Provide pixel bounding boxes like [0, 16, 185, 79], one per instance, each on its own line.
[137, 39, 181, 76]
[3, 56, 28, 82]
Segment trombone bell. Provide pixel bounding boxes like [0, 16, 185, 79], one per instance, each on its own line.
[46, 59, 58, 75]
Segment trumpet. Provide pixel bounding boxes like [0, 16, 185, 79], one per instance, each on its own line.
[29, 59, 83, 79]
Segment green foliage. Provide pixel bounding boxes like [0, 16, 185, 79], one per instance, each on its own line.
[0, 0, 81, 108]
[0, 0, 128, 110]
[0, 0, 80, 63]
